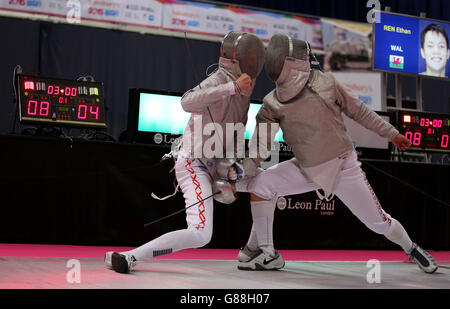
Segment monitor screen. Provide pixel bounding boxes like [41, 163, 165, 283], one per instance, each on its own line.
[127, 89, 284, 145]
[373, 11, 450, 80]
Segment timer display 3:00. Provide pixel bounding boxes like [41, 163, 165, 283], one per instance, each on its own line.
[47, 85, 77, 96]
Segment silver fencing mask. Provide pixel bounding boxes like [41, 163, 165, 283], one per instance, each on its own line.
[265, 34, 312, 102]
[220, 31, 266, 80]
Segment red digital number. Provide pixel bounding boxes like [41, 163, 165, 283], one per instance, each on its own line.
[405, 131, 421, 146]
[49, 85, 77, 96]
[90, 106, 99, 120]
[27, 100, 50, 116]
[420, 118, 429, 127]
[442, 135, 449, 148]
[412, 132, 422, 146]
[40, 101, 50, 116]
[27, 100, 38, 115]
[78, 105, 87, 120]
[436, 120, 442, 128]
[422, 119, 443, 128]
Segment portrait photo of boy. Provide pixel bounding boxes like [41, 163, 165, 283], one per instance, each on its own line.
[420, 23, 450, 78]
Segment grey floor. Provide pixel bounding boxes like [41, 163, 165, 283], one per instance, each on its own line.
[0, 257, 449, 289]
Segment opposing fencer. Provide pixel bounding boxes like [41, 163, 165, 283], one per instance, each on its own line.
[236, 34, 438, 274]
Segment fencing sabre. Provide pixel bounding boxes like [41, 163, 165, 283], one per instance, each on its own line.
[149, 33, 206, 202]
[361, 160, 450, 209]
[144, 191, 220, 227]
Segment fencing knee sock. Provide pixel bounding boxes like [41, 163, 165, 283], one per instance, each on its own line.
[122, 228, 210, 261]
[384, 218, 414, 253]
[245, 226, 258, 252]
[247, 199, 276, 257]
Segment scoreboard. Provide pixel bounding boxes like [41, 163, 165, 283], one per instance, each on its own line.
[397, 110, 450, 153]
[17, 74, 107, 128]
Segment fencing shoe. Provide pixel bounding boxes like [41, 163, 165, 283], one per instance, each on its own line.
[104, 251, 113, 268]
[407, 243, 438, 274]
[238, 250, 285, 271]
[111, 252, 137, 274]
[237, 246, 263, 263]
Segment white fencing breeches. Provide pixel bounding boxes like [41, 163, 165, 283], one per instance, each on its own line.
[248, 151, 396, 236]
[123, 156, 215, 261]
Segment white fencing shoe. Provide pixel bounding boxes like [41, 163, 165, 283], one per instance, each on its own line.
[111, 252, 137, 274]
[237, 246, 263, 262]
[104, 251, 113, 268]
[238, 250, 285, 271]
[407, 243, 438, 274]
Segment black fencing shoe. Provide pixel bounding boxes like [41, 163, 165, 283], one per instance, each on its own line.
[111, 252, 137, 274]
[407, 243, 438, 274]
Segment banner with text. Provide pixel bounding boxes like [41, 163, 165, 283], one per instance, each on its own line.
[2, 0, 323, 47]
[332, 71, 383, 111]
[160, 0, 323, 47]
[0, 0, 163, 28]
[2, 0, 324, 48]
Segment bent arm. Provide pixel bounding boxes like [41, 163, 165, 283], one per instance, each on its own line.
[335, 77, 399, 141]
[181, 76, 235, 113]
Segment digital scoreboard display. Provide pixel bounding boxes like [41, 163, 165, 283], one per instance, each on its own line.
[17, 74, 107, 128]
[373, 11, 450, 80]
[398, 110, 450, 153]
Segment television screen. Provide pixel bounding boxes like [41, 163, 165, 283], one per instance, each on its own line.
[127, 89, 285, 145]
[373, 11, 450, 80]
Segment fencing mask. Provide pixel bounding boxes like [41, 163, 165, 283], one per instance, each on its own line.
[265, 34, 312, 102]
[219, 31, 266, 80]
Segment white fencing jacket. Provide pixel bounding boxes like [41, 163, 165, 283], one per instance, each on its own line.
[251, 69, 399, 196]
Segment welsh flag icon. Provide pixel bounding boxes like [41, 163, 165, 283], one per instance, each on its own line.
[389, 55, 404, 69]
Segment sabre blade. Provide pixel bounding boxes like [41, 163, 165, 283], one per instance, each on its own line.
[144, 192, 220, 227]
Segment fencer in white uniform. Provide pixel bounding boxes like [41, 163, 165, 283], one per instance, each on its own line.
[237, 34, 438, 274]
[104, 31, 266, 273]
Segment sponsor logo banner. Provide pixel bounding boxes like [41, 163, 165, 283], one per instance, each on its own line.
[332, 71, 382, 111]
[277, 196, 336, 216]
[161, 0, 323, 47]
[1, 0, 323, 49]
[0, 0, 163, 28]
